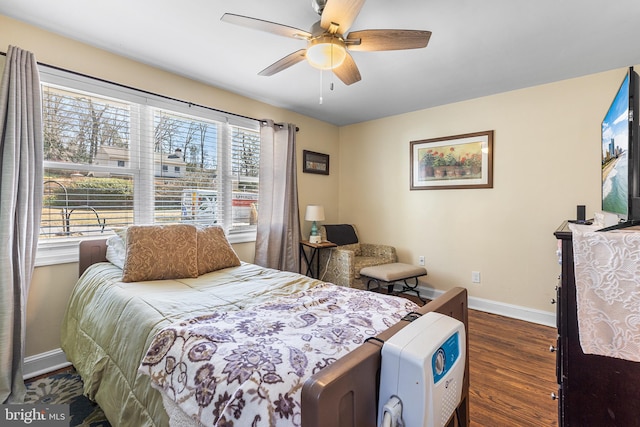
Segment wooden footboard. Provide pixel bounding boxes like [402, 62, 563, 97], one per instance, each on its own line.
[301, 286, 469, 427]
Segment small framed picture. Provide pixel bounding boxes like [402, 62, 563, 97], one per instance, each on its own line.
[303, 150, 330, 175]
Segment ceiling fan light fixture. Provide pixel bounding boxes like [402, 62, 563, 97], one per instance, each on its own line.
[306, 36, 347, 70]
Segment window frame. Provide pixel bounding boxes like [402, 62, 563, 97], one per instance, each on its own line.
[36, 66, 260, 266]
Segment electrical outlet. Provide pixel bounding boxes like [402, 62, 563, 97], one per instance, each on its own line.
[472, 271, 481, 283]
[418, 256, 425, 266]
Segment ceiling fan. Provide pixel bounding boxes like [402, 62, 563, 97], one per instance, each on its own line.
[221, 0, 431, 85]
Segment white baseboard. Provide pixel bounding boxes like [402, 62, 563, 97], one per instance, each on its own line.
[22, 289, 555, 380]
[23, 348, 71, 380]
[419, 286, 556, 328]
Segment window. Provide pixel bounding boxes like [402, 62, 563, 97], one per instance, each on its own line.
[38, 67, 260, 265]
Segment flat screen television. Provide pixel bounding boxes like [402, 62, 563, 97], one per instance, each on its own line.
[600, 66, 640, 231]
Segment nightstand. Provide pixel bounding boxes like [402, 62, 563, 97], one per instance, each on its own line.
[299, 240, 337, 279]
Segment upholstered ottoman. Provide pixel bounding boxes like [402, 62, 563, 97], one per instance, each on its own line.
[360, 263, 427, 302]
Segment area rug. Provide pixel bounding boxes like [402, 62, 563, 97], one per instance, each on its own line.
[24, 368, 111, 427]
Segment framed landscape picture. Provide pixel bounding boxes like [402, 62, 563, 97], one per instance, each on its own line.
[410, 130, 494, 190]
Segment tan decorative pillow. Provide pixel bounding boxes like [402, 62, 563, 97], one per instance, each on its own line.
[122, 224, 198, 282]
[196, 225, 241, 275]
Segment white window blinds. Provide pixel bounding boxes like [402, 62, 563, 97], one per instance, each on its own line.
[39, 67, 260, 253]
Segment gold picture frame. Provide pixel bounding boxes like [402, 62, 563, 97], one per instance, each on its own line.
[410, 131, 494, 190]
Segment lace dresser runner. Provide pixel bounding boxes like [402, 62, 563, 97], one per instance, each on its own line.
[569, 223, 640, 362]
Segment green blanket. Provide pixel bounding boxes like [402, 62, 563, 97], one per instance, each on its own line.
[61, 262, 324, 426]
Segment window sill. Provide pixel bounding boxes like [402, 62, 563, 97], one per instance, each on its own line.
[35, 230, 257, 267]
[35, 237, 103, 267]
[227, 229, 257, 245]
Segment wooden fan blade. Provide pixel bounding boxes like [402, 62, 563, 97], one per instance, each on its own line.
[320, 0, 366, 34]
[221, 13, 311, 39]
[258, 50, 307, 76]
[346, 29, 431, 51]
[332, 52, 361, 85]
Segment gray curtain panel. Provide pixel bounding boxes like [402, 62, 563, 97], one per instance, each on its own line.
[254, 120, 300, 272]
[0, 46, 44, 403]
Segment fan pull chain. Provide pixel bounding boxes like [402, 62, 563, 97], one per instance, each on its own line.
[319, 70, 323, 104]
[329, 40, 335, 92]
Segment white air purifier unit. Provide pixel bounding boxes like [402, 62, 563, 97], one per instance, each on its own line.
[378, 312, 466, 427]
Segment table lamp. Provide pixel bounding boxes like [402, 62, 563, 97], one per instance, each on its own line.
[305, 205, 325, 243]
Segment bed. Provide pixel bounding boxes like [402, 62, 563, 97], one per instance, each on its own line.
[61, 227, 469, 427]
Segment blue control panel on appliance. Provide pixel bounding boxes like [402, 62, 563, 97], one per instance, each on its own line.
[431, 331, 460, 384]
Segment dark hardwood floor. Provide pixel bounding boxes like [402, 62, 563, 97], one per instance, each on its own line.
[468, 309, 558, 427]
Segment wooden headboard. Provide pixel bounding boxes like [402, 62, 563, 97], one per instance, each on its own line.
[78, 239, 108, 277]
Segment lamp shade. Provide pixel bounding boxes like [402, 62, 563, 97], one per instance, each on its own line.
[305, 205, 325, 222]
[306, 36, 347, 70]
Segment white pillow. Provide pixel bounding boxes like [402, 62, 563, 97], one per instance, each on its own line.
[106, 234, 126, 269]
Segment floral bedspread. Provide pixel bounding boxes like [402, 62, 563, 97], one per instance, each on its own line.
[139, 283, 418, 426]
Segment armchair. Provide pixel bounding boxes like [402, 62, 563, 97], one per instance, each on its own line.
[318, 224, 397, 289]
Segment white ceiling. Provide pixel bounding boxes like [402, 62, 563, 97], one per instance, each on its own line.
[2, 0, 640, 126]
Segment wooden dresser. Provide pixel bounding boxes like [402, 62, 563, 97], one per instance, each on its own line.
[554, 222, 640, 426]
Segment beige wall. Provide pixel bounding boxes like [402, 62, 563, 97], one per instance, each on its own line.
[338, 68, 631, 312]
[1, 15, 340, 357]
[27, 263, 78, 356]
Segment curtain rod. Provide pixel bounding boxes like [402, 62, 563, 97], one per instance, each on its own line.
[0, 50, 299, 132]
